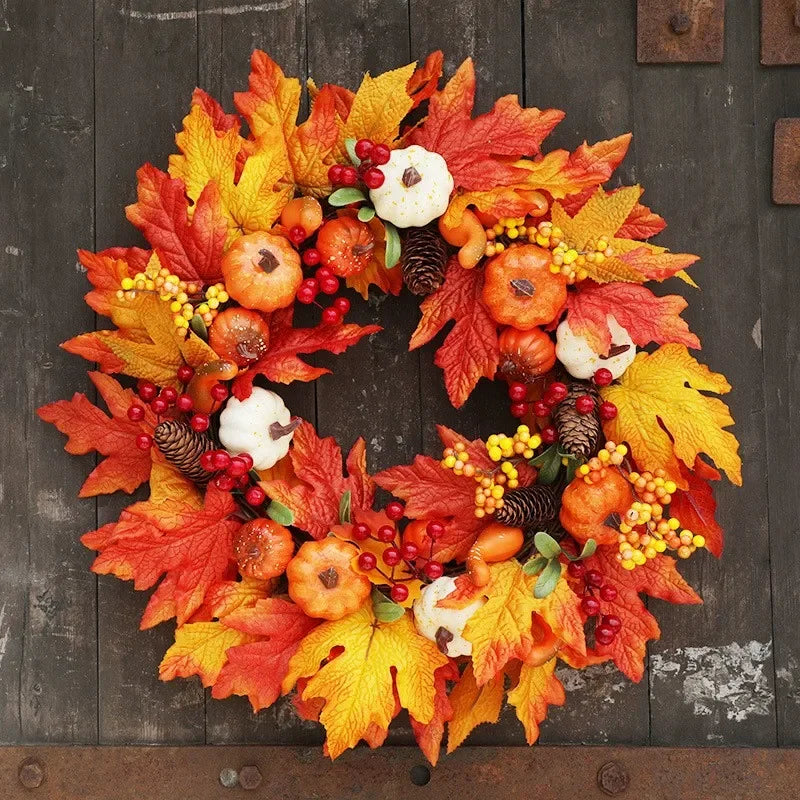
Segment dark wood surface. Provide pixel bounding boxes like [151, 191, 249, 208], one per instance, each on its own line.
[2, 0, 798, 750]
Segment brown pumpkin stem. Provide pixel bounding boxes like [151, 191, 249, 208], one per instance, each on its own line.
[435, 626, 454, 655]
[257, 248, 279, 274]
[599, 343, 631, 359]
[317, 567, 339, 589]
[402, 166, 422, 187]
[269, 417, 302, 441]
[510, 278, 535, 297]
[352, 242, 375, 257]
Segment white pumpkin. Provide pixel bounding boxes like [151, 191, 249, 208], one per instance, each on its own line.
[413, 576, 484, 657]
[369, 145, 453, 228]
[218, 387, 297, 470]
[556, 315, 635, 381]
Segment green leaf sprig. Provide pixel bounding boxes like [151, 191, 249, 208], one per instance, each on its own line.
[523, 531, 596, 599]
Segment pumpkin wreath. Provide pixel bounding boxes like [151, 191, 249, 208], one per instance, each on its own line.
[39, 52, 742, 763]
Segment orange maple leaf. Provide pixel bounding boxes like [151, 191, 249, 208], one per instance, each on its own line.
[506, 657, 565, 744]
[446, 662, 504, 752]
[79, 247, 149, 326]
[38, 372, 158, 498]
[345, 215, 403, 300]
[409, 258, 499, 409]
[409, 661, 459, 766]
[669, 457, 724, 557]
[406, 51, 444, 109]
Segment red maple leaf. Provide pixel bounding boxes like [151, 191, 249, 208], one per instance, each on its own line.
[260, 421, 375, 539]
[406, 51, 443, 109]
[82, 484, 242, 626]
[79, 247, 149, 319]
[409, 258, 499, 409]
[669, 457, 724, 557]
[408, 58, 564, 190]
[232, 307, 380, 399]
[38, 372, 157, 497]
[564, 281, 700, 354]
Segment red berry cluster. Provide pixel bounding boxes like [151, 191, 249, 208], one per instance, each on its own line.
[327, 139, 390, 190]
[200, 448, 263, 504]
[295, 265, 351, 324]
[567, 561, 622, 647]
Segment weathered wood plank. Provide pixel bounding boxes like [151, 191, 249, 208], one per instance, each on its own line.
[0, 0, 98, 744]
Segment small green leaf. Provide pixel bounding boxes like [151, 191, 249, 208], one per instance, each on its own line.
[266, 500, 294, 526]
[371, 589, 405, 623]
[189, 314, 208, 341]
[535, 447, 562, 485]
[357, 205, 376, 222]
[578, 538, 597, 559]
[328, 187, 367, 207]
[338, 490, 352, 524]
[383, 220, 401, 268]
[534, 531, 561, 560]
[344, 137, 361, 166]
[530, 445, 557, 467]
[533, 558, 562, 599]
[523, 555, 549, 576]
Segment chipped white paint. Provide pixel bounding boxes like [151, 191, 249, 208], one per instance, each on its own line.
[0, 0, 10, 32]
[123, 1, 291, 21]
[725, 84, 734, 108]
[0, 605, 8, 668]
[751, 318, 762, 350]
[4, 244, 21, 256]
[35, 488, 75, 524]
[75, 260, 87, 273]
[556, 662, 629, 704]
[651, 641, 773, 722]
[776, 656, 800, 705]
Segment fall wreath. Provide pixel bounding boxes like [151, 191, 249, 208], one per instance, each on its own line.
[39, 52, 742, 762]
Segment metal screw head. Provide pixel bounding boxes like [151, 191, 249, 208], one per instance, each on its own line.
[238, 765, 262, 790]
[597, 761, 629, 796]
[18, 759, 44, 790]
[669, 11, 692, 35]
[219, 767, 239, 788]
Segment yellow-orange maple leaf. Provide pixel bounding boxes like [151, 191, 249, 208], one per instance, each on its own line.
[506, 658, 565, 745]
[282, 604, 448, 759]
[602, 344, 742, 488]
[446, 663, 504, 752]
[345, 215, 403, 299]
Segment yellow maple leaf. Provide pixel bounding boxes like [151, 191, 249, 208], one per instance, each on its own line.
[602, 344, 742, 487]
[446, 662, 504, 753]
[506, 658, 565, 745]
[158, 621, 257, 686]
[149, 459, 202, 508]
[282, 603, 448, 759]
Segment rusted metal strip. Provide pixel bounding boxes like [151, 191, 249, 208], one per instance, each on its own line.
[637, 0, 725, 63]
[3, 746, 800, 799]
[762, 0, 800, 65]
[772, 118, 800, 203]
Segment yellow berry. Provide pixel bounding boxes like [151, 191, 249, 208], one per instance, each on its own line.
[491, 485, 505, 500]
[444, 455, 456, 469]
[668, 517, 680, 530]
[474, 508, 486, 519]
[121, 277, 134, 290]
[489, 446, 502, 462]
[654, 539, 667, 553]
[632, 550, 646, 566]
[579, 464, 590, 476]
[664, 480, 677, 494]
[621, 559, 636, 571]
[677, 545, 692, 559]
[207, 297, 220, 310]
[218, 291, 229, 303]
[598, 449, 610, 462]
[487, 434, 500, 447]
[692, 535, 706, 548]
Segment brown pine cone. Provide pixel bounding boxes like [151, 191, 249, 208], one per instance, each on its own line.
[153, 420, 215, 485]
[401, 226, 447, 295]
[495, 485, 558, 529]
[553, 382, 601, 459]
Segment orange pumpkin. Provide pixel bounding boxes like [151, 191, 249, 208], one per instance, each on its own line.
[221, 231, 302, 312]
[287, 538, 371, 620]
[466, 522, 525, 587]
[497, 326, 557, 383]
[481, 245, 567, 330]
[209, 308, 271, 367]
[560, 469, 633, 546]
[233, 518, 294, 580]
[438, 208, 486, 269]
[187, 359, 239, 413]
[316, 216, 375, 277]
[280, 196, 323, 237]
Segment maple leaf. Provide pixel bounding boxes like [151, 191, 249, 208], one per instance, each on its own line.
[212, 598, 319, 711]
[446, 662, 504, 752]
[282, 604, 449, 759]
[601, 345, 742, 488]
[564, 281, 700, 354]
[260, 421, 374, 540]
[82, 484, 242, 626]
[191, 576, 275, 623]
[232, 306, 380, 397]
[410, 661, 459, 766]
[406, 51, 444, 109]
[669, 457, 724, 557]
[125, 163, 227, 283]
[564, 547, 700, 681]
[79, 248, 146, 328]
[616, 202, 667, 240]
[506, 657, 565, 745]
[345, 216, 403, 300]
[409, 257, 499, 408]
[38, 372, 158, 497]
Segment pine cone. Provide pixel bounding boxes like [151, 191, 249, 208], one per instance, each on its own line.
[401, 226, 447, 295]
[495, 485, 558, 529]
[153, 420, 214, 485]
[553, 382, 601, 459]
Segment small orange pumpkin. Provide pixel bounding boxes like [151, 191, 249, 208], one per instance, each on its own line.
[233, 518, 294, 580]
[466, 522, 525, 587]
[481, 245, 567, 330]
[287, 538, 371, 620]
[221, 231, 302, 312]
[187, 359, 239, 413]
[560, 469, 633, 546]
[438, 208, 487, 269]
[280, 196, 323, 237]
[498, 326, 557, 383]
[316, 216, 375, 277]
[209, 308, 271, 367]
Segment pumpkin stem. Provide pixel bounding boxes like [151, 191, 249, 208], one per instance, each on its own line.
[269, 417, 302, 441]
[352, 242, 374, 257]
[434, 626, 454, 655]
[257, 248, 280, 274]
[600, 343, 631, 359]
[317, 567, 339, 589]
[509, 278, 535, 297]
[402, 166, 422, 187]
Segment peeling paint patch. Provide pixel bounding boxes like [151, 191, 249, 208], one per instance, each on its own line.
[651, 641, 773, 722]
[776, 656, 800, 705]
[556, 662, 629, 704]
[4, 245, 22, 256]
[123, 1, 292, 21]
[35, 488, 75, 524]
[0, 605, 9, 668]
[751, 318, 762, 350]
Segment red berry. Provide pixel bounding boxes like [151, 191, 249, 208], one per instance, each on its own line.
[600, 585, 618, 602]
[227, 456, 249, 478]
[237, 474, 250, 489]
[510, 401, 528, 418]
[150, 397, 168, 415]
[358, 552, 377, 571]
[390, 583, 409, 603]
[585, 569, 603, 587]
[127, 404, 146, 422]
[328, 164, 344, 184]
[176, 393, 193, 412]
[547, 382, 568, 403]
[540, 425, 558, 445]
[593, 367, 613, 387]
[177, 365, 195, 383]
[340, 166, 359, 186]
[382, 546, 402, 566]
[352, 522, 371, 541]
[316, 266, 334, 280]
[567, 561, 586, 578]
[602, 614, 622, 631]
[426, 521, 444, 538]
[245, 486, 266, 506]
[289, 225, 307, 245]
[200, 451, 215, 471]
[238, 452, 254, 470]
[423, 561, 444, 579]
[385, 501, 404, 521]
[508, 382, 527, 402]
[320, 277, 340, 295]
[138, 380, 157, 402]
[191, 413, 210, 432]
[333, 297, 351, 315]
[212, 450, 232, 470]
[302, 247, 321, 267]
[532, 400, 551, 418]
[599, 401, 618, 421]
[354, 138, 374, 160]
[160, 386, 178, 404]
[296, 287, 316, 304]
[322, 307, 342, 325]
[302, 277, 319, 293]
[363, 167, 385, 189]
[575, 394, 595, 415]
[135, 433, 152, 450]
[214, 474, 235, 491]
[377, 525, 396, 543]
[400, 542, 419, 560]
[581, 596, 601, 616]
[595, 625, 615, 645]
[371, 144, 391, 165]
[210, 383, 229, 402]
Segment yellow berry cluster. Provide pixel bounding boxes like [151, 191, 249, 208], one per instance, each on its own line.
[441, 441, 476, 478]
[533, 221, 615, 284]
[576, 441, 628, 484]
[169, 283, 229, 331]
[484, 216, 546, 258]
[486, 425, 540, 462]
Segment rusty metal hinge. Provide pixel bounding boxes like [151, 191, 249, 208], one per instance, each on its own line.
[761, 0, 800, 64]
[637, 0, 725, 63]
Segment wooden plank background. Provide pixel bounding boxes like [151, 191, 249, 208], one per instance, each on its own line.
[1, 0, 797, 750]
